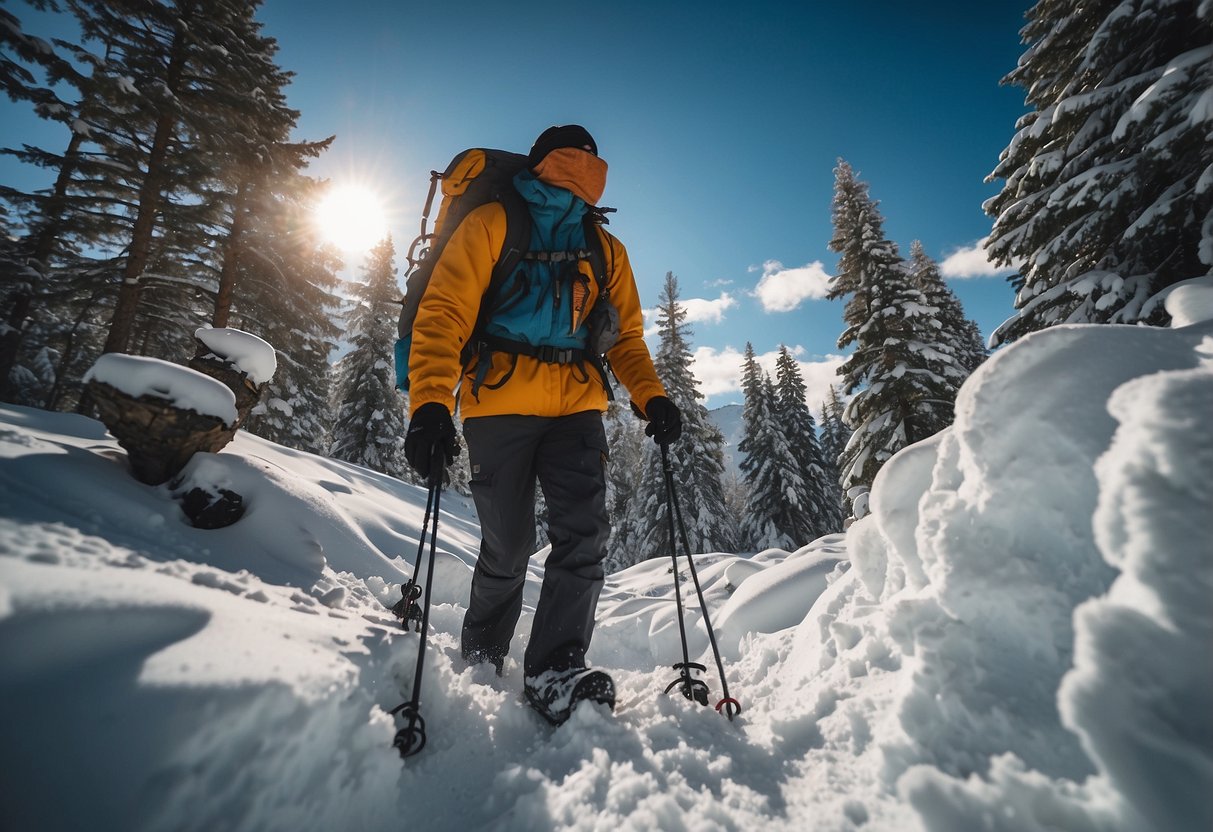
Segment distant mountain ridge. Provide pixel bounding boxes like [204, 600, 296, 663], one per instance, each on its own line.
[708, 403, 743, 478]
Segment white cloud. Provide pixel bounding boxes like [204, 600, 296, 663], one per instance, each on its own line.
[753, 260, 833, 312]
[689, 345, 846, 408]
[689, 345, 747, 398]
[939, 237, 1021, 279]
[683, 293, 736, 324]
[641, 292, 736, 337]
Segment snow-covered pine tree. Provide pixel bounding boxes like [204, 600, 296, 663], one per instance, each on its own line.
[3, 1, 323, 409]
[774, 345, 843, 537]
[53, 0, 242, 358]
[985, 0, 1213, 344]
[328, 236, 409, 478]
[628, 272, 735, 561]
[817, 385, 850, 519]
[909, 241, 988, 375]
[827, 160, 965, 507]
[0, 5, 88, 401]
[121, 2, 321, 368]
[232, 173, 342, 455]
[737, 345, 800, 551]
[718, 464, 748, 549]
[0, 8, 118, 406]
[603, 399, 647, 572]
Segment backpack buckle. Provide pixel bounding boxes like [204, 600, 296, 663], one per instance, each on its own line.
[536, 345, 577, 364]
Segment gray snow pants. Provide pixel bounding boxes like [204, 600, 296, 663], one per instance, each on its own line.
[460, 410, 611, 677]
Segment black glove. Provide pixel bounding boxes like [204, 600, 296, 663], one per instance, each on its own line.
[405, 402, 459, 482]
[644, 395, 682, 445]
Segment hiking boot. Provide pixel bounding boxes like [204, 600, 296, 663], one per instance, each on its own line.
[463, 647, 505, 676]
[523, 666, 615, 725]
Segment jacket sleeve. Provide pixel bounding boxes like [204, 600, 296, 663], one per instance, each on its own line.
[407, 203, 506, 416]
[597, 228, 667, 411]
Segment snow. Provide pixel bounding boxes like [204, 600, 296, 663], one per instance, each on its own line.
[1164, 276, 1213, 327]
[194, 326, 278, 384]
[1064, 364, 1213, 832]
[3, 308, 1212, 830]
[1113, 45, 1213, 141]
[83, 353, 238, 425]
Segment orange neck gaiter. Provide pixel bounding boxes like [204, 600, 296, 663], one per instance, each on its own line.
[532, 147, 608, 206]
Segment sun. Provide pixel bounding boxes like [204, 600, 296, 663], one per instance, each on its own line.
[315, 183, 388, 253]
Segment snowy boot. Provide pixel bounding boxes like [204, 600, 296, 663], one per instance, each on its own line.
[463, 647, 506, 676]
[523, 666, 615, 725]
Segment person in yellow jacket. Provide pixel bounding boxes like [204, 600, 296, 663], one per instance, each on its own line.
[403, 125, 681, 725]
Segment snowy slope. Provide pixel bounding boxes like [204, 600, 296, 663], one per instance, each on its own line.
[1, 281, 1211, 831]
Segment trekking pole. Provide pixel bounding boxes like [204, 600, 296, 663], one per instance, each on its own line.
[389, 450, 445, 758]
[659, 441, 742, 721]
[660, 439, 709, 707]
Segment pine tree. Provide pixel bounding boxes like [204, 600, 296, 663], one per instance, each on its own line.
[818, 385, 850, 519]
[233, 173, 342, 455]
[909, 241, 988, 375]
[61, 0, 234, 358]
[627, 272, 735, 562]
[0, 5, 102, 402]
[737, 348, 799, 551]
[827, 161, 966, 507]
[603, 399, 646, 572]
[328, 236, 408, 477]
[117, 1, 321, 367]
[2, 1, 324, 410]
[774, 345, 843, 538]
[985, 0, 1213, 344]
[737, 344, 775, 548]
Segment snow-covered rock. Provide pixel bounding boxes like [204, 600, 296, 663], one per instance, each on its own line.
[84, 353, 238, 425]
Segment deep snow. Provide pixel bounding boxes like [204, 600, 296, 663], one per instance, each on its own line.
[1, 280, 1211, 831]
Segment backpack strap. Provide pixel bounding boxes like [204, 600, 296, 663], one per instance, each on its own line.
[461, 186, 532, 395]
[581, 216, 616, 401]
[482, 187, 533, 332]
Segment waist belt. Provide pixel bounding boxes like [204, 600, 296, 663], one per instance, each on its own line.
[477, 334, 588, 365]
[465, 334, 613, 402]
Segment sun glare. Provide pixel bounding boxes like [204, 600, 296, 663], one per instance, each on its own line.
[315, 184, 388, 253]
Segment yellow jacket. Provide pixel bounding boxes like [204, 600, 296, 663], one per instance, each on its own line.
[407, 201, 666, 419]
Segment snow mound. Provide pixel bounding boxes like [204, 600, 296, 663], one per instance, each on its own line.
[1060, 363, 1213, 831]
[714, 536, 845, 657]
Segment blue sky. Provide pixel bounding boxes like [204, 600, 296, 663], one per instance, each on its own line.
[2, 1, 1032, 410]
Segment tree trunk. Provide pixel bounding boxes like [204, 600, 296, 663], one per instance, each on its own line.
[212, 179, 251, 329]
[99, 17, 191, 356]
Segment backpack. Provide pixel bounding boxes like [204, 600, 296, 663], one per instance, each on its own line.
[394, 147, 618, 397]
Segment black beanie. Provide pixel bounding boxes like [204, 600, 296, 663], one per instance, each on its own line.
[528, 124, 598, 167]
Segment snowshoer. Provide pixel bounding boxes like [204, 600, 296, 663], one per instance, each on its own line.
[403, 124, 682, 725]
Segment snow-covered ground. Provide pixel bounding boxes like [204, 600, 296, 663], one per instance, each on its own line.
[2, 281, 1211, 831]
